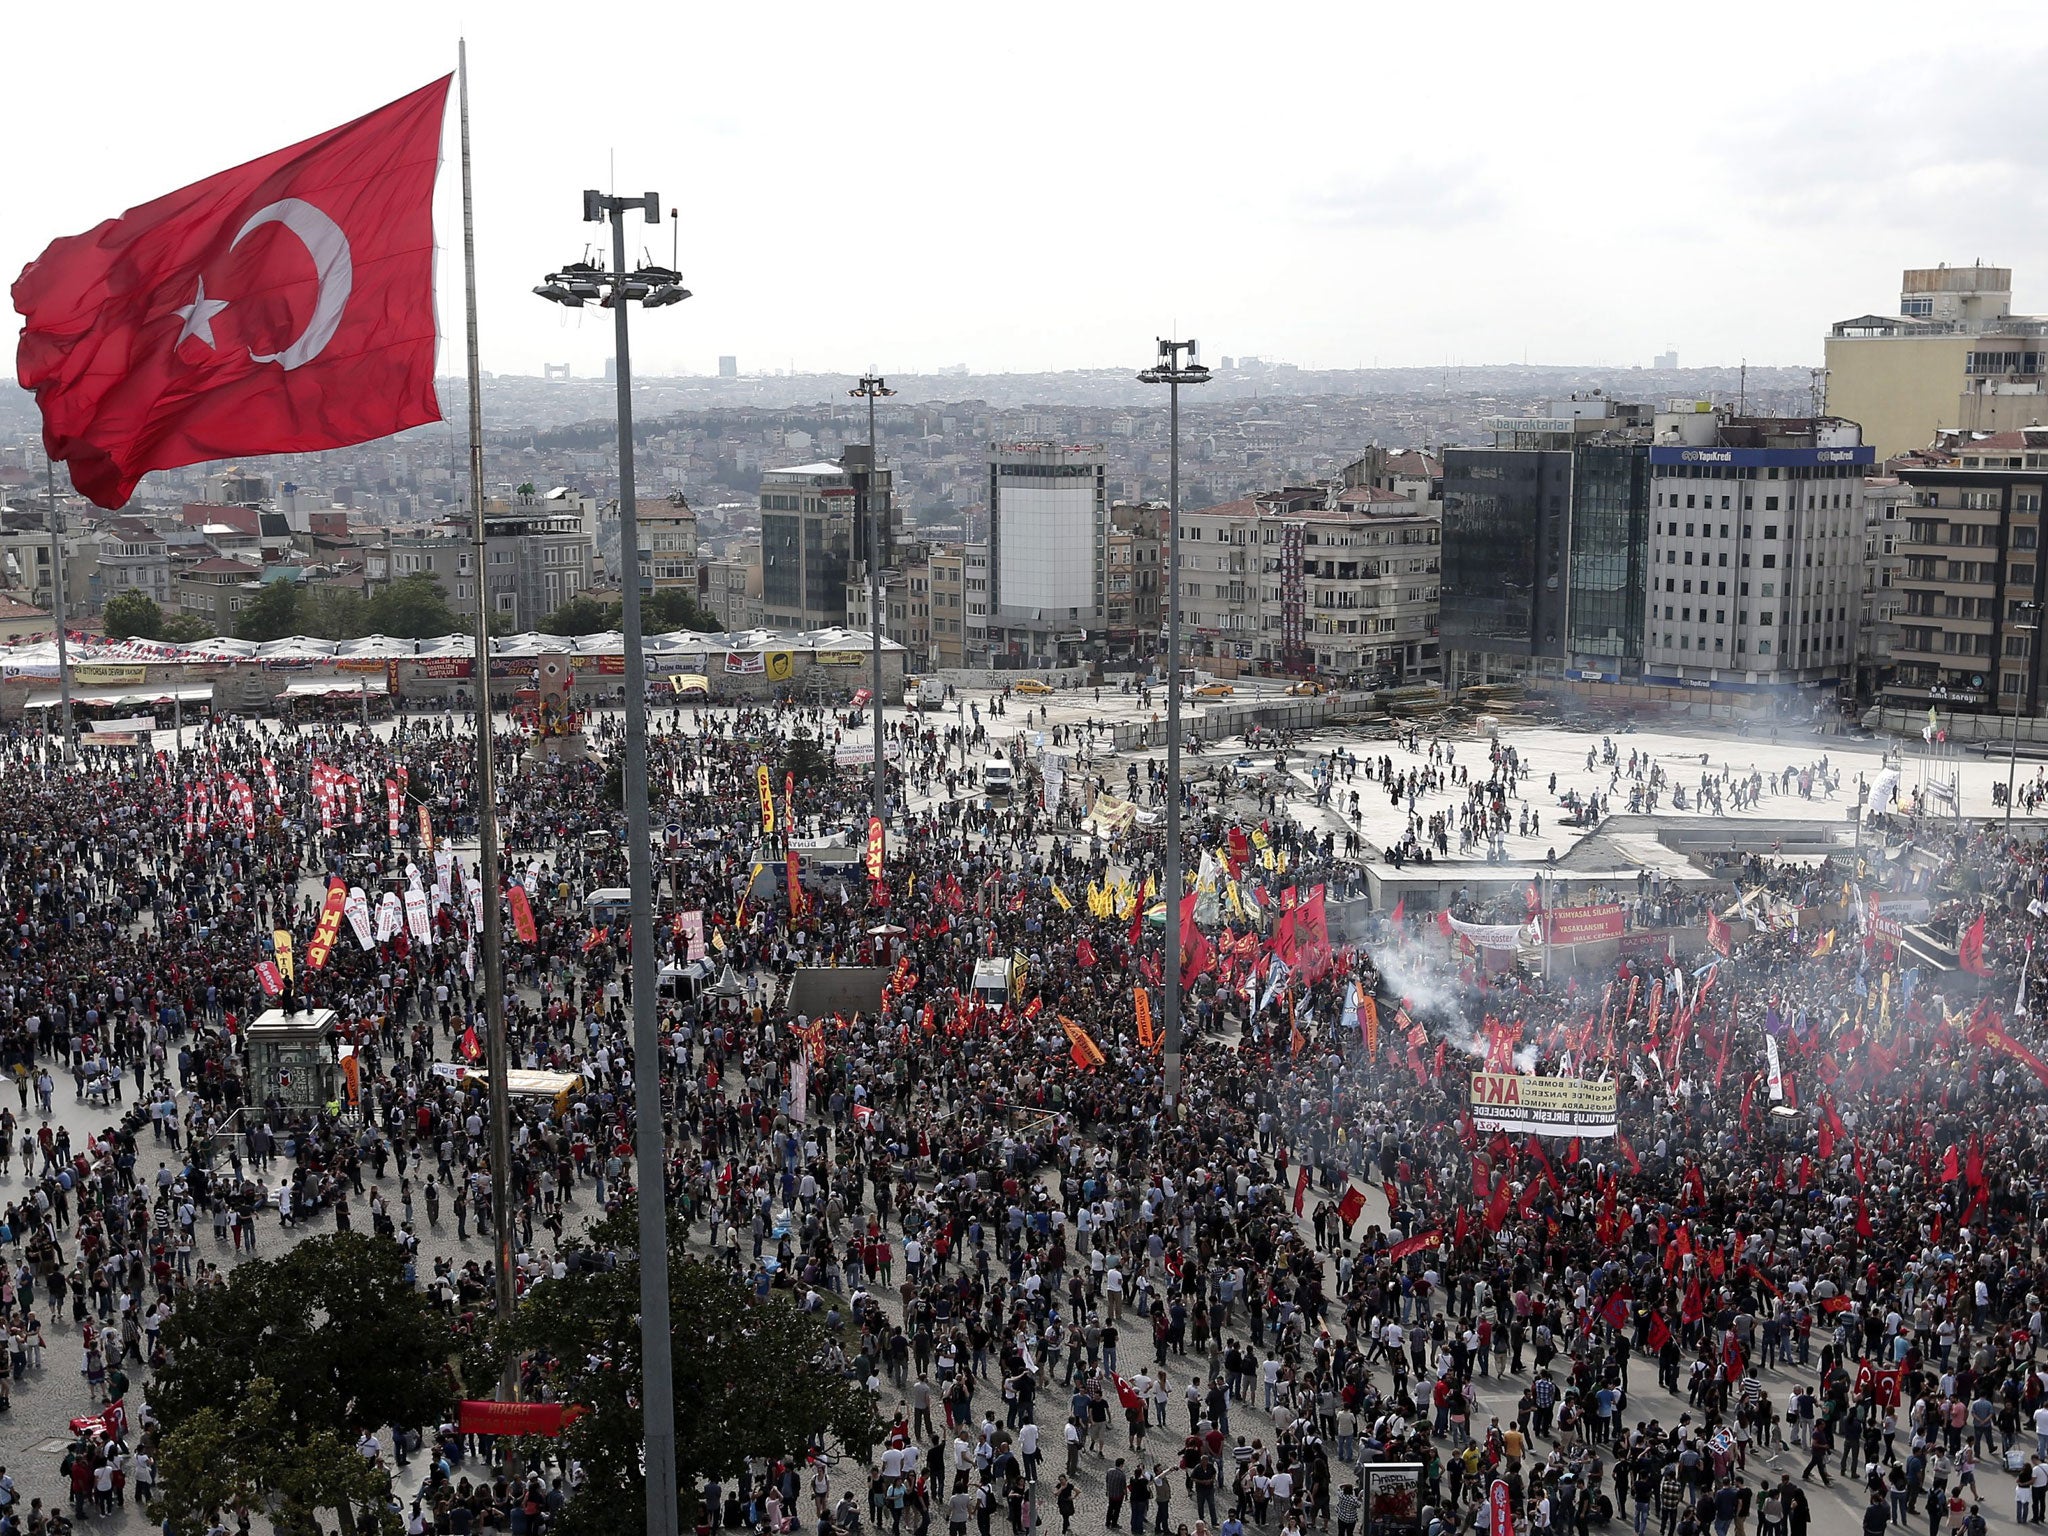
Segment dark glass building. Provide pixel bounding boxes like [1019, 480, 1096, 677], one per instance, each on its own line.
[1565, 443, 1650, 681]
[1440, 449, 1574, 684]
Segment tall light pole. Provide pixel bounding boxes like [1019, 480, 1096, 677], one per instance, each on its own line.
[851, 376, 895, 835]
[43, 457, 72, 758]
[1137, 340, 1209, 1106]
[454, 44, 516, 1424]
[536, 190, 691, 1536]
[2007, 600, 2039, 835]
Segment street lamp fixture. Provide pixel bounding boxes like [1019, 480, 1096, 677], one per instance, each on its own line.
[535, 189, 688, 1536]
[1136, 338, 1209, 1108]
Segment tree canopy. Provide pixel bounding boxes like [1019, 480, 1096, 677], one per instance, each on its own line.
[151, 1232, 454, 1443]
[230, 572, 459, 643]
[492, 1206, 879, 1536]
[539, 588, 720, 637]
[102, 590, 163, 641]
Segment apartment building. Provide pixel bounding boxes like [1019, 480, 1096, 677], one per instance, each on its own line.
[635, 494, 698, 596]
[388, 495, 593, 630]
[1105, 502, 1164, 666]
[1176, 483, 1440, 681]
[963, 542, 991, 662]
[1885, 426, 2048, 716]
[92, 517, 172, 611]
[928, 547, 966, 670]
[1642, 412, 1873, 695]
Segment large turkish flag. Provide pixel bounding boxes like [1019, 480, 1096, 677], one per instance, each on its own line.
[13, 76, 449, 509]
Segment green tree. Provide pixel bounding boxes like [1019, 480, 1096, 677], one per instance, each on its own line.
[493, 1206, 880, 1536]
[644, 588, 720, 633]
[103, 590, 165, 640]
[366, 572, 458, 638]
[160, 614, 215, 642]
[300, 584, 370, 640]
[540, 594, 623, 636]
[233, 579, 302, 641]
[152, 1377, 401, 1536]
[783, 734, 832, 786]
[151, 1232, 454, 1446]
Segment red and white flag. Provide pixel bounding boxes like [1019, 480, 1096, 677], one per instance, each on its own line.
[12, 78, 449, 509]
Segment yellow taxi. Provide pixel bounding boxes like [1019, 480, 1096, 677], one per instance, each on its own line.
[1286, 680, 1327, 697]
[1193, 682, 1235, 698]
[1012, 678, 1054, 696]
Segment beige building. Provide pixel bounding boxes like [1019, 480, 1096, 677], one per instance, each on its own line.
[1105, 502, 1164, 665]
[928, 547, 966, 669]
[699, 551, 763, 633]
[635, 495, 698, 596]
[1827, 264, 2048, 459]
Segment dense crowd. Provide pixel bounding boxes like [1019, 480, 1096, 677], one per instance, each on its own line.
[0, 699, 2042, 1536]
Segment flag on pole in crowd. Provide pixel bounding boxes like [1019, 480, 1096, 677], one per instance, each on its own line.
[756, 764, 775, 836]
[1336, 1185, 1366, 1230]
[271, 929, 294, 982]
[1960, 913, 1988, 976]
[1062, 1017, 1105, 1071]
[1134, 986, 1154, 1053]
[1292, 1166, 1310, 1215]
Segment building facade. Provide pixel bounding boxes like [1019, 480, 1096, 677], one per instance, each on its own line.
[1440, 398, 1653, 687]
[757, 454, 894, 632]
[1642, 413, 1873, 695]
[1885, 427, 2048, 716]
[389, 496, 593, 631]
[984, 443, 1107, 667]
[1176, 484, 1441, 681]
[635, 494, 698, 596]
[1827, 264, 2048, 459]
[1105, 502, 1164, 666]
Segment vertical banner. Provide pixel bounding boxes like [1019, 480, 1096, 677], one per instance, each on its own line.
[404, 887, 431, 944]
[272, 929, 295, 983]
[784, 770, 796, 834]
[865, 816, 885, 882]
[790, 1051, 809, 1124]
[1766, 1034, 1785, 1102]
[418, 802, 433, 850]
[508, 883, 538, 944]
[339, 1045, 361, 1108]
[1490, 1482, 1512, 1536]
[344, 886, 376, 951]
[385, 778, 402, 840]
[1362, 993, 1380, 1058]
[305, 880, 348, 971]
[1134, 986, 1155, 1052]
[786, 846, 804, 916]
[681, 910, 706, 962]
[757, 764, 776, 837]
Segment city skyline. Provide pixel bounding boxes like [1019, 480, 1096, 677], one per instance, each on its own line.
[7, 0, 2043, 388]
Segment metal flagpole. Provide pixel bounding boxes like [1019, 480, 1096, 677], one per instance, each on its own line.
[456, 37, 520, 1409]
[45, 458, 72, 759]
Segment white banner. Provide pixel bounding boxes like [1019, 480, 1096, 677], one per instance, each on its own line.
[1449, 916, 1534, 952]
[1766, 1035, 1784, 1102]
[404, 887, 431, 945]
[1469, 1072, 1617, 1137]
[344, 886, 376, 951]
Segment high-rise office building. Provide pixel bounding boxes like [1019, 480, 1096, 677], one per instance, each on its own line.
[1641, 409, 1873, 696]
[756, 450, 892, 631]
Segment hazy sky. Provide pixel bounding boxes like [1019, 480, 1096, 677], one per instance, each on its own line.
[7, 0, 2044, 384]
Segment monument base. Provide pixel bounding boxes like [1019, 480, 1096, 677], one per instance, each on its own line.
[524, 730, 591, 765]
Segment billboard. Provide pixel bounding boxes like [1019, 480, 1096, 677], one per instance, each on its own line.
[1469, 1072, 1617, 1137]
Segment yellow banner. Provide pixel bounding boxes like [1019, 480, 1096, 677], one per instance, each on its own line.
[73, 664, 146, 686]
[756, 764, 776, 835]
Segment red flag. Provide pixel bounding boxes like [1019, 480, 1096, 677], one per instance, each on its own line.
[1390, 896, 1405, 924]
[14, 78, 449, 510]
[1336, 1186, 1366, 1229]
[1646, 1313, 1672, 1350]
[1855, 1194, 1873, 1239]
[459, 1025, 483, 1063]
[1960, 914, 1988, 976]
[1386, 1229, 1441, 1261]
[1292, 1166, 1311, 1215]
[1600, 1291, 1632, 1331]
[1681, 1277, 1704, 1323]
[1940, 1145, 1960, 1182]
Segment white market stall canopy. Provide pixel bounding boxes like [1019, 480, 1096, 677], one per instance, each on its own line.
[24, 685, 212, 710]
[281, 677, 390, 698]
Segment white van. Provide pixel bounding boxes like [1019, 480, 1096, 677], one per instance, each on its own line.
[982, 758, 1014, 796]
